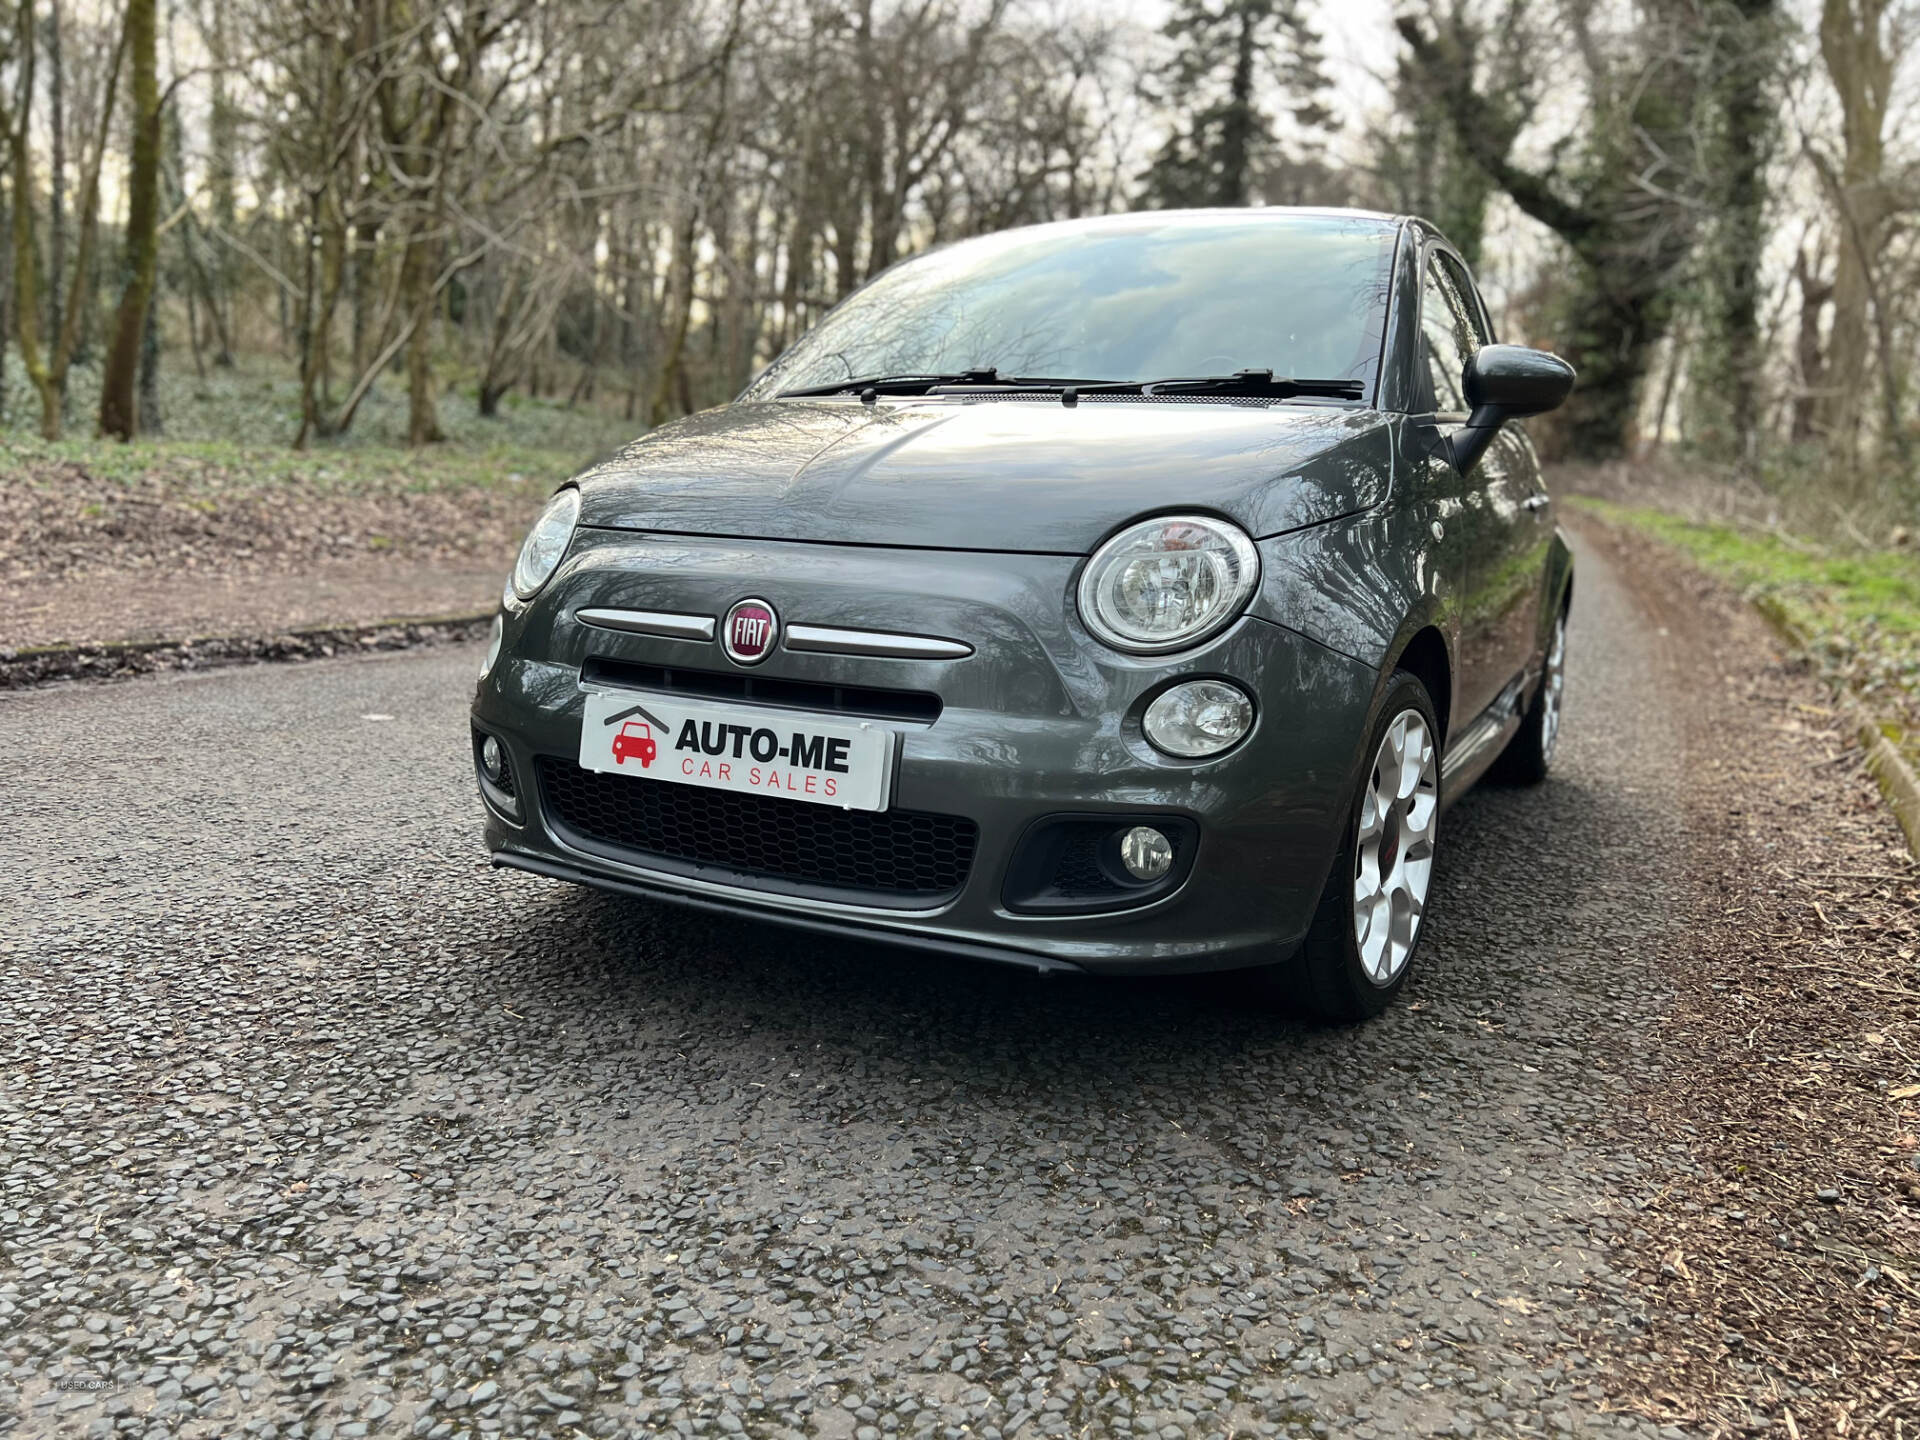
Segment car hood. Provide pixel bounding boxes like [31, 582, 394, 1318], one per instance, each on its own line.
[574, 399, 1394, 554]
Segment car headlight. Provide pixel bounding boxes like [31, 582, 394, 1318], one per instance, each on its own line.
[510, 488, 581, 600]
[1144, 679, 1255, 758]
[1078, 514, 1260, 654]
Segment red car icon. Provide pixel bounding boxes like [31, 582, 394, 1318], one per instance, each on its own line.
[611, 720, 658, 768]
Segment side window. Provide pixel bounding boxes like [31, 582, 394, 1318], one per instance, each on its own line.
[1434, 253, 1492, 349]
[1419, 252, 1492, 417]
[1419, 258, 1473, 415]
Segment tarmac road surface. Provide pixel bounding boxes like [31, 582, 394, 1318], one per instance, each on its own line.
[1, 533, 1691, 1439]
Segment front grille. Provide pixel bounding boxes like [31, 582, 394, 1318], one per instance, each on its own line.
[537, 758, 977, 904]
[581, 657, 940, 725]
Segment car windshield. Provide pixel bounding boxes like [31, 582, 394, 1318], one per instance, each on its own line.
[742, 212, 1399, 401]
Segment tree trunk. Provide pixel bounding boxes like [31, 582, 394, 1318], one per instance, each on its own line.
[350, 220, 379, 378]
[402, 224, 444, 446]
[47, 0, 67, 413]
[1555, 272, 1668, 457]
[648, 198, 699, 429]
[8, 0, 126, 440]
[1813, 0, 1893, 463]
[1693, 0, 1779, 465]
[1644, 322, 1688, 457]
[98, 0, 160, 441]
[621, 219, 640, 422]
[204, 0, 236, 365]
[138, 290, 162, 434]
[1791, 250, 1831, 443]
[160, 107, 208, 382]
[0, 187, 9, 427]
[294, 188, 324, 449]
[4, 0, 53, 438]
[1219, 3, 1257, 206]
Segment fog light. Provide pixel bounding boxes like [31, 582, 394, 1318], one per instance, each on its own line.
[1118, 825, 1174, 881]
[1143, 679, 1254, 758]
[480, 734, 507, 784]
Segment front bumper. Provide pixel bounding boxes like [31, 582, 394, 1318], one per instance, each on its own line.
[472, 529, 1378, 976]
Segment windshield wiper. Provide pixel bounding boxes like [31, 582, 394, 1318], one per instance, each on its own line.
[778, 367, 1367, 403]
[1073, 370, 1366, 400]
[778, 368, 1014, 398]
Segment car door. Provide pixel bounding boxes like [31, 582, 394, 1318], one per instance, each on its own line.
[1486, 418, 1554, 687]
[1414, 246, 1522, 728]
[1438, 250, 1551, 710]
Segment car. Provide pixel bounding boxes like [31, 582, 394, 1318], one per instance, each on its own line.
[611, 720, 658, 768]
[471, 207, 1575, 1019]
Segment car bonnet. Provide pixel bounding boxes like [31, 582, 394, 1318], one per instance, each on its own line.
[572, 398, 1393, 554]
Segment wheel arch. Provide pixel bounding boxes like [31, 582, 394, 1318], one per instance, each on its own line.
[1384, 623, 1454, 748]
[1545, 527, 1575, 630]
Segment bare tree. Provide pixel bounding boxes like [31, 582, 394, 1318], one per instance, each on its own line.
[99, 0, 159, 440]
[1397, 0, 1711, 457]
[3, 0, 126, 440]
[1808, 0, 1915, 471]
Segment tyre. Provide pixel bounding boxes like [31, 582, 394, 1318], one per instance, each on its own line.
[1490, 606, 1567, 786]
[1252, 671, 1442, 1022]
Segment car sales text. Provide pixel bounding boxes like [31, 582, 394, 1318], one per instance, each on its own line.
[675, 718, 851, 796]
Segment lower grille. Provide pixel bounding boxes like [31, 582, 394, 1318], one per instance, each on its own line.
[536, 758, 977, 904]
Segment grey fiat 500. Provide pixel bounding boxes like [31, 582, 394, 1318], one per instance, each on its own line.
[472, 207, 1575, 1018]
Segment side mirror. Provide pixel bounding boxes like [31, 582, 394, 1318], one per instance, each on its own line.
[1446, 344, 1576, 472]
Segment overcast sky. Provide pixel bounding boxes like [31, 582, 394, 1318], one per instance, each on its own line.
[1104, 0, 1400, 142]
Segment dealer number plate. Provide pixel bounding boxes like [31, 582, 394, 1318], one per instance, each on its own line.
[579, 690, 896, 812]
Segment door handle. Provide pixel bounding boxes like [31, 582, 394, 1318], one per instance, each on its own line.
[1523, 494, 1551, 512]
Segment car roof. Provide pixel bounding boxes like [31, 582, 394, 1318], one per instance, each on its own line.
[974, 206, 1409, 242]
[916, 206, 1480, 273]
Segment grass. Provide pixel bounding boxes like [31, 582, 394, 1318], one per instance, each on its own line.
[0, 346, 640, 497]
[1, 427, 614, 500]
[1571, 495, 1920, 751]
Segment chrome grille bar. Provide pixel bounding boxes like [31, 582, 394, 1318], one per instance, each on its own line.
[576, 608, 716, 642]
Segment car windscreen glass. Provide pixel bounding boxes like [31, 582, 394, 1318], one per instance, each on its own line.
[742, 214, 1398, 401]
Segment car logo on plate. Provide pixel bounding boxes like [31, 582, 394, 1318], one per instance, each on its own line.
[722, 598, 779, 666]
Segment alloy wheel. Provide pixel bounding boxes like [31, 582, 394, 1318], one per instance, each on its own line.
[1540, 613, 1567, 765]
[1352, 711, 1439, 985]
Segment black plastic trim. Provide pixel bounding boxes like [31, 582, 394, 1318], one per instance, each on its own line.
[491, 849, 1086, 974]
[472, 725, 521, 822]
[1001, 813, 1201, 915]
[582, 656, 941, 725]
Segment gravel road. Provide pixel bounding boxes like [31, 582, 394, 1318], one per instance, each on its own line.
[2, 534, 1700, 1440]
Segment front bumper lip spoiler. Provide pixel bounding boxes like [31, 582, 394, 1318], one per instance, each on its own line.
[491, 848, 1088, 976]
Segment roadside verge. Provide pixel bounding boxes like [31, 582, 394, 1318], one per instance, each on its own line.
[1744, 590, 1920, 858]
[1562, 509, 1920, 1435]
[1569, 496, 1920, 857]
[0, 611, 493, 689]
